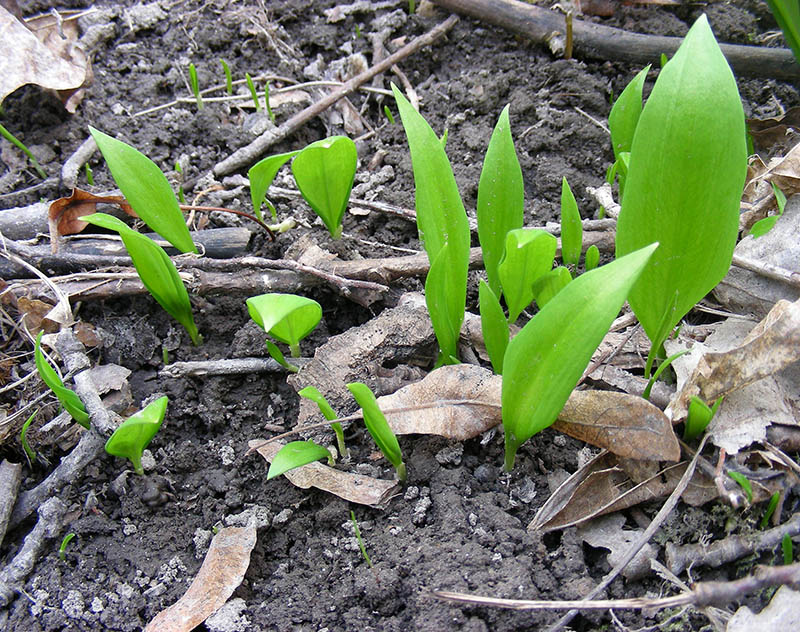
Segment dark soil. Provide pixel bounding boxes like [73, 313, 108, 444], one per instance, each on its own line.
[1, 1, 797, 631]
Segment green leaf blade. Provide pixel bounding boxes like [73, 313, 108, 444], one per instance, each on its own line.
[425, 244, 464, 365]
[532, 266, 572, 308]
[246, 293, 322, 348]
[267, 440, 332, 480]
[248, 151, 299, 221]
[298, 386, 338, 421]
[479, 281, 509, 374]
[560, 177, 582, 266]
[347, 382, 405, 480]
[608, 65, 650, 160]
[34, 332, 89, 428]
[498, 228, 557, 322]
[105, 396, 168, 475]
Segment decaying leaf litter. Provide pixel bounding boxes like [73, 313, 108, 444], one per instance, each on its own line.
[1, 0, 800, 630]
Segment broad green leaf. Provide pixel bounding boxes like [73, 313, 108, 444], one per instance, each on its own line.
[105, 396, 167, 475]
[502, 243, 657, 470]
[608, 66, 650, 160]
[477, 105, 524, 296]
[560, 177, 582, 266]
[267, 440, 332, 480]
[88, 127, 196, 254]
[425, 244, 463, 365]
[248, 151, 299, 221]
[479, 281, 509, 374]
[615, 16, 746, 360]
[584, 244, 600, 271]
[767, 0, 800, 64]
[498, 228, 557, 322]
[347, 382, 406, 480]
[532, 266, 572, 308]
[246, 293, 322, 356]
[34, 332, 89, 428]
[81, 213, 200, 345]
[291, 136, 357, 238]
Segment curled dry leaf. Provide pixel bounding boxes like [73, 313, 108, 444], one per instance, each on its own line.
[747, 107, 800, 153]
[576, 513, 657, 580]
[49, 189, 134, 236]
[144, 521, 257, 632]
[250, 439, 400, 508]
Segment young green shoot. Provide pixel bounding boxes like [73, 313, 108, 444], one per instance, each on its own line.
[783, 533, 794, 564]
[265, 81, 275, 122]
[267, 440, 333, 479]
[684, 395, 723, 441]
[80, 213, 201, 345]
[246, 73, 261, 111]
[220, 59, 233, 95]
[189, 63, 203, 110]
[607, 65, 649, 195]
[35, 332, 89, 429]
[249, 150, 300, 221]
[478, 281, 509, 374]
[642, 348, 690, 400]
[59, 533, 76, 562]
[750, 182, 787, 238]
[0, 123, 47, 179]
[762, 491, 780, 529]
[497, 228, 557, 323]
[105, 396, 168, 475]
[20, 410, 37, 465]
[766, 0, 800, 65]
[347, 382, 406, 481]
[584, 244, 600, 271]
[246, 293, 322, 358]
[298, 386, 346, 457]
[728, 471, 753, 505]
[383, 105, 395, 124]
[84, 163, 94, 186]
[351, 510, 373, 567]
[560, 177, 582, 266]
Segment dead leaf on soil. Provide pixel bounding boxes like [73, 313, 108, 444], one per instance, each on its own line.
[251, 439, 400, 508]
[576, 513, 657, 580]
[144, 521, 257, 632]
[727, 586, 800, 632]
[49, 189, 134, 236]
[747, 107, 800, 153]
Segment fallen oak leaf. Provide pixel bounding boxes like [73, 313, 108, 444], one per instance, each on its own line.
[49, 188, 134, 236]
[144, 521, 257, 632]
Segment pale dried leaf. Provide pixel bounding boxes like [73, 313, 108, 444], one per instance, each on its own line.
[727, 586, 800, 632]
[144, 522, 257, 632]
[251, 440, 399, 508]
[576, 514, 657, 580]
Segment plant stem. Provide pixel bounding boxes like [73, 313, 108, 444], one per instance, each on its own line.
[0, 123, 48, 179]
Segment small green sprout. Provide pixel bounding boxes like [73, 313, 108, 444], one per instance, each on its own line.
[249, 150, 299, 221]
[35, 332, 89, 429]
[728, 470, 753, 505]
[684, 395, 723, 441]
[750, 182, 787, 238]
[642, 348, 690, 401]
[660, 53, 669, 68]
[174, 161, 186, 204]
[408, 0, 415, 13]
[762, 491, 780, 529]
[105, 396, 168, 475]
[347, 382, 406, 481]
[383, 105, 395, 125]
[584, 244, 600, 271]
[189, 63, 203, 109]
[20, 410, 37, 465]
[298, 386, 346, 457]
[246, 293, 322, 359]
[607, 65, 649, 196]
[497, 228, 557, 323]
[560, 177, 582, 266]
[783, 533, 794, 564]
[220, 59, 233, 95]
[265, 81, 275, 122]
[0, 123, 47, 179]
[246, 73, 261, 111]
[59, 533, 76, 562]
[265, 341, 299, 373]
[531, 266, 572, 308]
[84, 163, 94, 186]
[766, 0, 800, 65]
[267, 440, 333, 480]
[350, 510, 373, 567]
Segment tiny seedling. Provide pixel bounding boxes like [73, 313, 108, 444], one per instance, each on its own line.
[81, 213, 201, 345]
[383, 105, 395, 124]
[0, 123, 47, 179]
[607, 65, 649, 195]
[220, 59, 233, 95]
[298, 386, 346, 457]
[750, 182, 787, 238]
[35, 332, 90, 429]
[497, 228, 557, 323]
[246, 293, 322, 360]
[347, 382, 406, 481]
[189, 63, 203, 109]
[783, 533, 794, 564]
[105, 396, 168, 475]
[84, 163, 94, 185]
[59, 533, 76, 562]
[267, 440, 333, 479]
[584, 244, 600, 271]
[246, 73, 261, 111]
[249, 150, 300, 221]
[728, 470, 753, 505]
[762, 492, 780, 529]
[684, 395, 723, 441]
[20, 410, 37, 465]
[642, 348, 690, 401]
[560, 177, 582, 266]
[265, 81, 275, 122]
[350, 510, 373, 568]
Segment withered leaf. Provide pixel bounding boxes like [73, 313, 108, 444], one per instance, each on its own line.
[144, 522, 257, 632]
[49, 188, 134, 236]
[553, 390, 680, 462]
[747, 107, 800, 153]
[251, 439, 399, 508]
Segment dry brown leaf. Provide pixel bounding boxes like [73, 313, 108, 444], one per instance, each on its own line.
[576, 514, 656, 580]
[251, 440, 399, 508]
[0, 6, 88, 108]
[16, 297, 56, 333]
[144, 522, 257, 632]
[48, 189, 134, 236]
[748, 107, 800, 153]
[553, 390, 680, 462]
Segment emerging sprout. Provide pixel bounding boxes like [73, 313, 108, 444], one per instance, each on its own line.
[267, 440, 333, 480]
[246, 72, 261, 111]
[298, 386, 346, 457]
[246, 293, 322, 361]
[189, 62, 203, 109]
[20, 410, 37, 464]
[0, 123, 47, 179]
[347, 382, 406, 481]
[34, 332, 89, 429]
[59, 533, 76, 562]
[220, 59, 232, 95]
[105, 396, 168, 475]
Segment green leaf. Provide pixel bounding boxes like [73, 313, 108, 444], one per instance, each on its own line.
[248, 151, 299, 221]
[34, 332, 89, 428]
[560, 177, 582, 266]
[299, 385, 345, 456]
[584, 244, 600, 271]
[347, 382, 406, 480]
[81, 213, 200, 345]
[291, 136, 357, 238]
[246, 293, 322, 355]
[266, 341, 298, 372]
[20, 410, 37, 464]
[425, 244, 463, 365]
[479, 281, 510, 374]
[750, 182, 787, 238]
[267, 440, 332, 480]
[105, 396, 168, 475]
[608, 66, 650, 160]
[615, 16, 746, 361]
[783, 533, 794, 565]
[762, 491, 780, 529]
[88, 127, 196, 254]
[684, 395, 722, 440]
[502, 243, 657, 471]
[531, 266, 572, 308]
[477, 105, 524, 296]
[728, 471, 753, 504]
[767, 0, 800, 64]
[498, 228, 557, 322]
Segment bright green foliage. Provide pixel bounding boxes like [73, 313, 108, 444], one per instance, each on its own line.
[502, 243, 657, 471]
[762, 491, 780, 529]
[783, 533, 794, 564]
[498, 229, 557, 322]
[347, 382, 406, 481]
[265, 341, 298, 373]
[643, 348, 689, 400]
[246, 72, 261, 111]
[105, 396, 168, 475]
[767, 0, 800, 64]
[608, 66, 650, 161]
[59, 533, 76, 562]
[220, 59, 232, 95]
[292, 136, 357, 239]
[392, 84, 470, 365]
[81, 213, 200, 345]
[383, 105, 395, 124]
[0, 123, 47, 179]
[20, 410, 37, 464]
[559, 177, 582, 266]
[684, 395, 723, 440]
[584, 244, 600, 271]
[246, 293, 322, 357]
[477, 105, 524, 297]
[750, 182, 787, 238]
[89, 127, 197, 254]
[615, 16, 747, 375]
[267, 440, 332, 479]
[298, 385, 346, 457]
[248, 151, 300, 221]
[728, 471, 753, 504]
[34, 332, 90, 428]
[478, 281, 509, 374]
[189, 63, 203, 109]
[531, 266, 572, 308]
